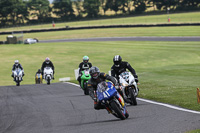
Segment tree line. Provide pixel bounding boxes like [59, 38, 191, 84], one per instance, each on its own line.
[0, 0, 199, 27]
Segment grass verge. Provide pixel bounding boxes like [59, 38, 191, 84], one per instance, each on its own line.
[1, 26, 200, 41]
[0, 11, 200, 32]
[186, 129, 200, 133]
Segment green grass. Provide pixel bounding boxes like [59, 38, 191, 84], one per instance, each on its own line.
[0, 41, 200, 111]
[1, 26, 200, 41]
[0, 11, 200, 32]
[186, 129, 200, 133]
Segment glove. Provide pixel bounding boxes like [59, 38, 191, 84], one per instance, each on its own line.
[135, 78, 138, 83]
[115, 85, 120, 90]
[93, 97, 98, 102]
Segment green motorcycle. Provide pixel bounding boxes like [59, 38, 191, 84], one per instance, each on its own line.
[81, 69, 91, 95]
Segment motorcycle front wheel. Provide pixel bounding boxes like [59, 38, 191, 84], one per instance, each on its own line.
[129, 88, 137, 105]
[47, 77, 50, 85]
[16, 77, 20, 86]
[83, 82, 89, 95]
[110, 100, 126, 120]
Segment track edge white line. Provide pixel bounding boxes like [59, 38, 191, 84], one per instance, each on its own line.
[63, 82, 200, 114]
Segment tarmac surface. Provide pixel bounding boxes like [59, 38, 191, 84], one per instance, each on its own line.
[0, 83, 199, 133]
[40, 37, 200, 43]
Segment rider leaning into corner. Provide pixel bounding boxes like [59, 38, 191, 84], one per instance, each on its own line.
[111, 55, 139, 83]
[111, 55, 139, 100]
[87, 66, 119, 110]
[77, 56, 92, 85]
[41, 57, 55, 79]
[11, 60, 25, 80]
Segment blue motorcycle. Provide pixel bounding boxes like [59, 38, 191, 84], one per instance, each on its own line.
[96, 81, 129, 120]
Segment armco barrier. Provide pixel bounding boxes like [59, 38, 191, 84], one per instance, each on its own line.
[0, 23, 200, 35]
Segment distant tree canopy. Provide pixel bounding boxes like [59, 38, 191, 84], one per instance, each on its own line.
[83, 0, 101, 18]
[0, 0, 199, 27]
[0, 0, 29, 25]
[28, 0, 51, 22]
[53, 0, 75, 20]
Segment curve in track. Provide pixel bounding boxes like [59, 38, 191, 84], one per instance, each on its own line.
[0, 83, 199, 133]
[40, 37, 200, 43]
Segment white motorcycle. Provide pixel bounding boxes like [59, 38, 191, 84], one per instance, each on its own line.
[119, 71, 139, 105]
[43, 67, 53, 85]
[13, 68, 23, 86]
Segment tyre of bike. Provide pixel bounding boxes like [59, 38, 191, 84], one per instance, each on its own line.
[129, 87, 137, 105]
[16, 77, 20, 86]
[47, 77, 50, 85]
[110, 99, 126, 120]
[83, 82, 89, 95]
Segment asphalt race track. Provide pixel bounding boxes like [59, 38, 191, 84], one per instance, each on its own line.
[0, 83, 199, 133]
[40, 37, 200, 43]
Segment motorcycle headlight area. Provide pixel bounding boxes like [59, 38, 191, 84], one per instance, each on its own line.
[122, 83, 128, 86]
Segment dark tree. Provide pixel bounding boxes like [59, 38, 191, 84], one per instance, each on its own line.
[28, 0, 51, 22]
[0, 0, 29, 26]
[134, 0, 147, 13]
[105, 0, 124, 15]
[181, 0, 200, 8]
[53, 0, 75, 20]
[83, 0, 100, 18]
[152, 0, 179, 10]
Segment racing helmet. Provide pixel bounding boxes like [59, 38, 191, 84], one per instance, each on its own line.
[89, 66, 100, 79]
[83, 56, 89, 64]
[15, 60, 19, 64]
[113, 55, 122, 67]
[38, 69, 41, 73]
[45, 57, 50, 64]
[15, 60, 19, 67]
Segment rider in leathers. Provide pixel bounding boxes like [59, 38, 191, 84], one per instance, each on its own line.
[11, 60, 25, 80]
[87, 66, 119, 110]
[41, 57, 55, 79]
[77, 56, 92, 85]
[111, 55, 138, 83]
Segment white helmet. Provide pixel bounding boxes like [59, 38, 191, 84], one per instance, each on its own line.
[15, 60, 19, 64]
[45, 57, 50, 64]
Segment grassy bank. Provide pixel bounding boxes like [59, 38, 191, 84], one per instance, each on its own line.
[0, 41, 200, 111]
[1, 26, 200, 41]
[0, 11, 200, 32]
[186, 129, 200, 133]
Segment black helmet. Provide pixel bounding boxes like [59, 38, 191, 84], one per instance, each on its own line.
[113, 55, 122, 67]
[89, 66, 100, 79]
[38, 69, 41, 73]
